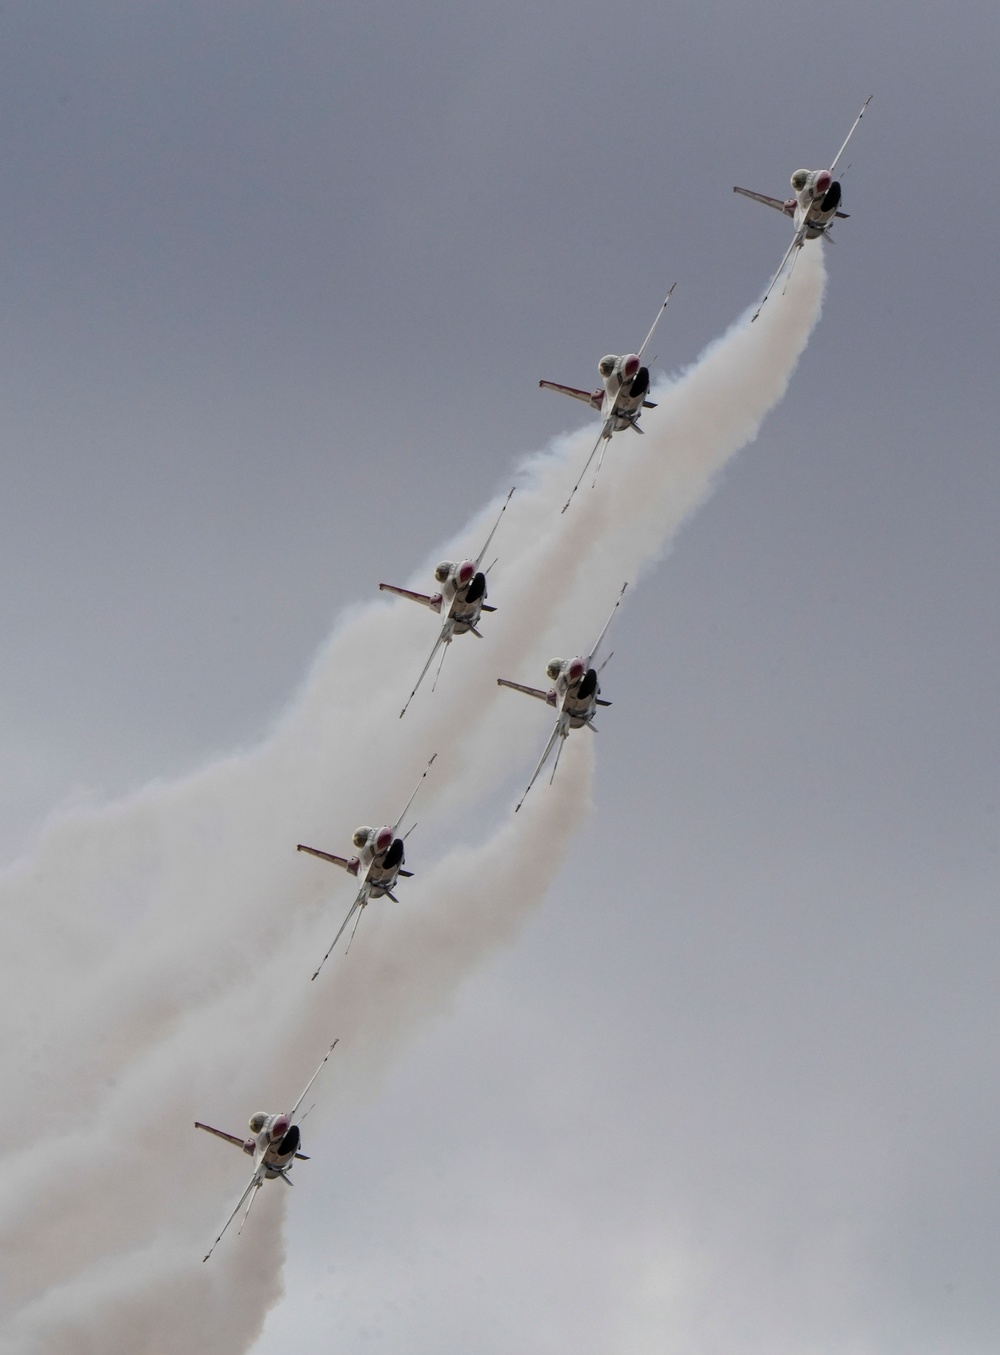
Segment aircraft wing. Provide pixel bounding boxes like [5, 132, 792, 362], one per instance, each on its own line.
[296, 844, 354, 871]
[379, 583, 441, 611]
[288, 1040, 339, 1119]
[473, 487, 515, 569]
[195, 1122, 247, 1151]
[586, 582, 628, 668]
[751, 224, 806, 322]
[539, 380, 603, 411]
[203, 1164, 266, 1262]
[561, 421, 612, 514]
[829, 96, 872, 175]
[312, 888, 366, 981]
[399, 629, 450, 718]
[390, 754, 437, 833]
[497, 678, 554, 704]
[636, 283, 676, 359]
[515, 716, 567, 812]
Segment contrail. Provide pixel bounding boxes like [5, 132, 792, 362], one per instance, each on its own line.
[0, 251, 824, 1352]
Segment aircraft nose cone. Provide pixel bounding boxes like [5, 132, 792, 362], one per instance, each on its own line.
[622, 354, 640, 381]
[458, 561, 475, 585]
[270, 1115, 289, 1142]
[375, 827, 393, 854]
[815, 170, 832, 196]
[567, 658, 585, 682]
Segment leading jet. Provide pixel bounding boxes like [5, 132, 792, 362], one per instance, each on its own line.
[541, 289, 675, 514]
[197, 1040, 338, 1262]
[381, 489, 515, 718]
[735, 97, 872, 320]
[297, 755, 436, 978]
[498, 583, 627, 811]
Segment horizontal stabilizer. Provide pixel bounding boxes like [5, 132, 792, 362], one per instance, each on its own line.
[597, 698, 612, 707]
[482, 603, 497, 612]
[195, 1122, 246, 1150]
[399, 868, 414, 878]
[539, 380, 603, 411]
[379, 583, 442, 612]
[642, 400, 657, 409]
[297, 844, 353, 871]
[733, 185, 792, 215]
[497, 677, 553, 704]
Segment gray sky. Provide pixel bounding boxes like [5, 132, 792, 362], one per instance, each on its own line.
[0, 2, 997, 1352]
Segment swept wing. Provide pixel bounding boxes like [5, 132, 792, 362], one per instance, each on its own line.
[586, 582, 628, 668]
[561, 289, 675, 513]
[203, 1165, 266, 1262]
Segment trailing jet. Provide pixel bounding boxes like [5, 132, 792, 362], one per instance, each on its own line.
[381, 489, 515, 718]
[541, 288, 676, 513]
[297, 755, 436, 978]
[735, 97, 872, 320]
[197, 1040, 338, 1261]
[498, 584, 627, 811]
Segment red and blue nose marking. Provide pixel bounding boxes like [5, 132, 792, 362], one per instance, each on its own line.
[567, 657, 585, 683]
[457, 560, 475, 586]
[269, 1115, 289, 1142]
[621, 354, 640, 381]
[814, 170, 832, 197]
[375, 826, 394, 854]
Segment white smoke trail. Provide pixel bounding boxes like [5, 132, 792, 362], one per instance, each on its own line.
[0, 251, 824, 1352]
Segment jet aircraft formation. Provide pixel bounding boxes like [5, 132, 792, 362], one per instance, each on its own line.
[195, 101, 871, 1261]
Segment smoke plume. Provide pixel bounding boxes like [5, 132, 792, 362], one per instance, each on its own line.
[0, 252, 824, 1352]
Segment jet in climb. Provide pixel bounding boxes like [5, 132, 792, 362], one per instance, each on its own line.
[380, 490, 514, 718]
[734, 97, 872, 319]
[540, 290, 675, 513]
[498, 584, 627, 810]
[297, 756, 436, 978]
[197, 1040, 338, 1261]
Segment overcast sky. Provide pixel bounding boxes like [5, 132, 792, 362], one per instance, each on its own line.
[0, 3, 998, 1352]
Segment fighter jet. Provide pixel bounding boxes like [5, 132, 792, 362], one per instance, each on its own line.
[498, 584, 627, 811]
[734, 97, 872, 320]
[197, 1040, 338, 1261]
[297, 755, 436, 978]
[540, 288, 675, 514]
[380, 489, 514, 718]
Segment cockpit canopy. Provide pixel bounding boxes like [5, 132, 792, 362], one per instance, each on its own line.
[249, 1111, 268, 1134]
[352, 826, 372, 850]
[545, 658, 565, 682]
[790, 168, 811, 192]
[433, 561, 454, 584]
[598, 355, 618, 378]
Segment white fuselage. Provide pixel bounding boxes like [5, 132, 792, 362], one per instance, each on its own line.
[597, 354, 651, 433]
[248, 1113, 300, 1178]
[353, 826, 405, 898]
[548, 658, 600, 729]
[790, 168, 840, 239]
[434, 561, 489, 635]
